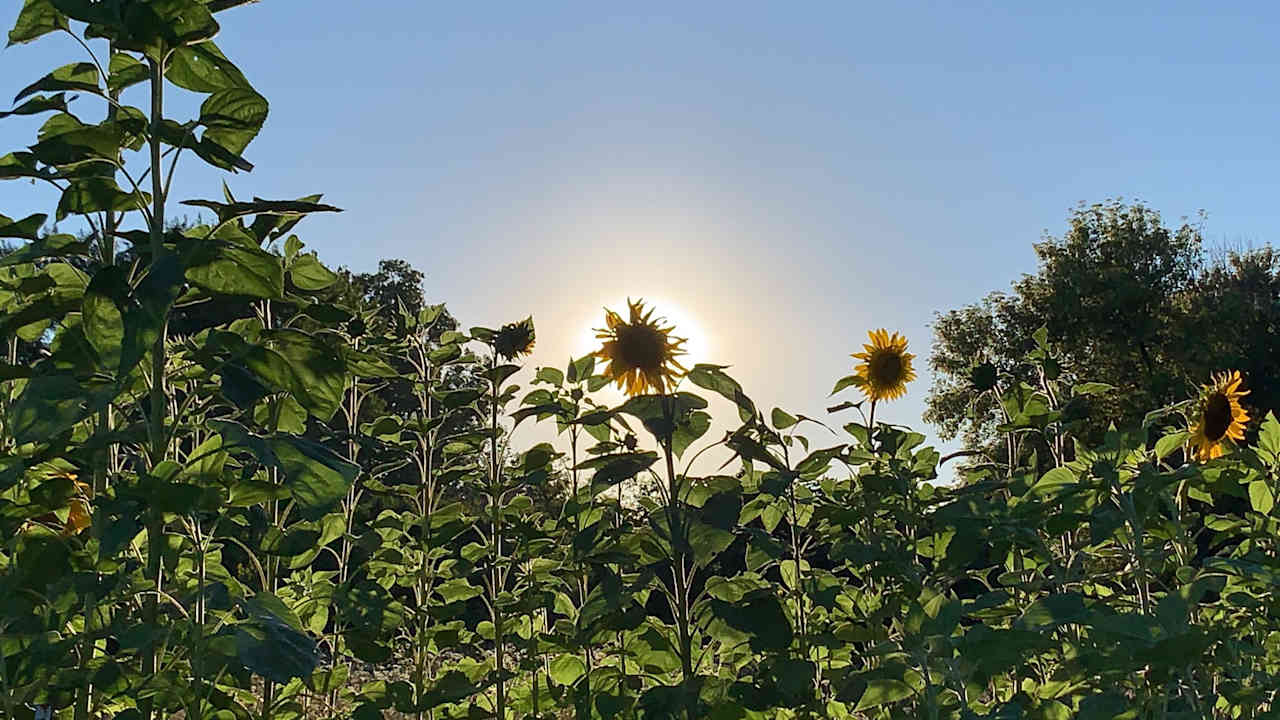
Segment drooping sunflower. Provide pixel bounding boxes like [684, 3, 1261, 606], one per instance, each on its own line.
[1189, 370, 1250, 461]
[494, 317, 536, 360]
[595, 299, 687, 396]
[850, 329, 917, 402]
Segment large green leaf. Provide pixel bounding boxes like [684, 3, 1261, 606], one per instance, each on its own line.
[0, 213, 48, 241]
[288, 253, 337, 291]
[0, 94, 69, 120]
[1014, 592, 1090, 630]
[184, 240, 284, 299]
[549, 654, 586, 686]
[166, 41, 250, 92]
[107, 52, 149, 93]
[688, 363, 755, 420]
[181, 197, 342, 225]
[708, 592, 792, 652]
[853, 679, 915, 711]
[266, 329, 347, 417]
[575, 451, 658, 492]
[269, 434, 358, 519]
[9, 374, 112, 443]
[8, 0, 68, 46]
[82, 265, 127, 372]
[200, 86, 268, 156]
[56, 177, 149, 220]
[234, 591, 318, 684]
[14, 62, 98, 102]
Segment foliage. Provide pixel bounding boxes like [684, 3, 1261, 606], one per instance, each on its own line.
[6, 6, 1280, 720]
[925, 200, 1280, 463]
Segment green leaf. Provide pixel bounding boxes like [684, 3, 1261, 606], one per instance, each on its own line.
[0, 233, 87, 266]
[270, 435, 358, 519]
[1259, 412, 1280, 463]
[854, 679, 915, 711]
[288, 253, 337, 291]
[8, 0, 68, 46]
[267, 329, 347, 417]
[15, 62, 99, 102]
[181, 196, 342, 224]
[181, 433, 228, 482]
[1154, 430, 1188, 460]
[708, 593, 792, 652]
[435, 579, 483, 604]
[0, 213, 47, 240]
[57, 177, 149, 220]
[82, 266, 126, 371]
[536, 367, 565, 386]
[184, 240, 284, 299]
[92, 0, 219, 58]
[671, 410, 711, 458]
[831, 374, 860, 396]
[414, 671, 484, 711]
[1014, 592, 1089, 630]
[1072, 382, 1115, 397]
[549, 654, 586, 685]
[1026, 466, 1076, 499]
[235, 591, 318, 684]
[771, 407, 798, 429]
[1249, 480, 1275, 515]
[107, 53, 149, 93]
[568, 353, 595, 383]
[0, 94, 69, 120]
[200, 86, 268, 156]
[166, 41, 250, 92]
[0, 151, 41, 179]
[688, 521, 735, 568]
[688, 363, 755, 420]
[575, 452, 658, 491]
[9, 374, 110, 443]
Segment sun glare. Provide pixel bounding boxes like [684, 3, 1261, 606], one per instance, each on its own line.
[576, 296, 711, 373]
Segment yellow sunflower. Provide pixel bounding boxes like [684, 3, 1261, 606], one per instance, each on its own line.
[64, 478, 91, 537]
[1189, 370, 1250, 461]
[594, 299, 687, 396]
[494, 317, 536, 360]
[850, 329, 916, 402]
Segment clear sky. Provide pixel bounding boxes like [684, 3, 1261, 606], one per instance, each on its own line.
[5, 2, 1280, 472]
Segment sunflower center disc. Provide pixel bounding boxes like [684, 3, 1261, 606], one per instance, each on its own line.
[617, 326, 665, 371]
[871, 353, 903, 386]
[1204, 393, 1232, 442]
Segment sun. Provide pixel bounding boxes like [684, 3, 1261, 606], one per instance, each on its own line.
[575, 295, 710, 375]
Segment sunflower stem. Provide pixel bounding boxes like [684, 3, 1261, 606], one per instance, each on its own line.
[661, 393, 696, 720]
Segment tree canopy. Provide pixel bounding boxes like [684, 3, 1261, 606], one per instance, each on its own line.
[927, 199, 1280, 460]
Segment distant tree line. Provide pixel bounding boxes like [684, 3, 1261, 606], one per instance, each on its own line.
[926, 199, 1280, 467]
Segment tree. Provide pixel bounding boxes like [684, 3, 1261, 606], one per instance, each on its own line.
[925, 199, 1280, 459]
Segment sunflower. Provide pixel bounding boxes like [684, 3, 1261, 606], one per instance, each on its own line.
[494, 317, 536, 360]
[64, 479, 91, 536]
[850, 329, 916, 402]
[595, 299, 687, 396]
[1189, 370, 1250, 461]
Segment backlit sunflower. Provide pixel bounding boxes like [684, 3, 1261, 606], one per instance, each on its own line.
[494, 317, 536, 360]
[1189, 370, 1250, 461]
[595, 299, 687, 396]
[850, 329, 916, 402]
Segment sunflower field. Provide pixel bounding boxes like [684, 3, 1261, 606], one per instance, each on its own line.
[6, 4, 1280, 720]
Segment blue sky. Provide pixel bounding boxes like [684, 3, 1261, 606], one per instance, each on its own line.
[4, 1, 1280, 470]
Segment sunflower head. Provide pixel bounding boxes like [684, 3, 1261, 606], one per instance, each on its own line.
[850, 329, 917, 403]
[494, 317, 536, 360]
[594, 298, 688, 396]
[65, 479, 91, 537]
[1190, 370, 1250, 462]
